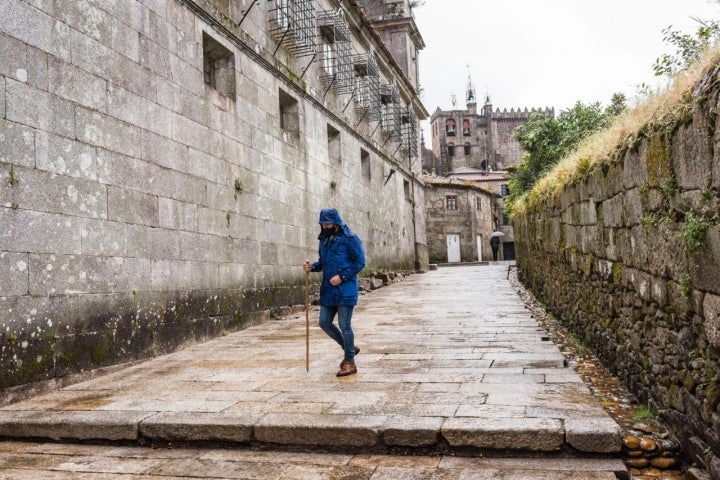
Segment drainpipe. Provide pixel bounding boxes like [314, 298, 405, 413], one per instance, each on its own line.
[411, 174, 420, 271]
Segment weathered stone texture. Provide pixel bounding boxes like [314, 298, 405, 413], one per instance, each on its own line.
[0, 0, 426, 392]
[75, 107, 142, 159]
[704, 294, 720, 349]
[107, 186, 159, 226]
[0, 118, 35, 168]
[48, 56, 107, 112]
[0, 251, 29, 296]
[7, 79, 76, 138]
[36, 131, 98, 181]
[515, 72, 720, 475]
[0, 209, 82, 254]
[15, 167, 107, 218]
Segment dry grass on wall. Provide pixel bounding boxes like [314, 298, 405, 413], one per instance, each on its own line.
[513, 45, 720, 216]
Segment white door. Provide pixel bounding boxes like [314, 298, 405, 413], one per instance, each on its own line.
[446, 234, 460, 263]
[476, 235, 483, 261]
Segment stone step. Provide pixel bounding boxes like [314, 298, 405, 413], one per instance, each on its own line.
[0, 409, 621, 456]
[0, 441, 627, 479]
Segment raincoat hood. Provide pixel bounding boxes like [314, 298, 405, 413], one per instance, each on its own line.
[318, 208, 356, 238]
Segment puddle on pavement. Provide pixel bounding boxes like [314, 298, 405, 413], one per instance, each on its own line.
[191, 360, 246, 368]
[56, 393, 114, 410]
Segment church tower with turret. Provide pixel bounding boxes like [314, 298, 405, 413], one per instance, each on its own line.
[424, 78, 554, 176]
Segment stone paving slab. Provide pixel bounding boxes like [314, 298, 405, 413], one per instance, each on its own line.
[0, 440, 627, 479]
[0, 264, 623, 457]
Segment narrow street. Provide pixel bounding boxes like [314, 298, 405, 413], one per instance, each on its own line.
[0, 264, 626, 479]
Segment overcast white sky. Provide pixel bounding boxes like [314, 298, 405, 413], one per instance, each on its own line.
[413, 0, 720, 140]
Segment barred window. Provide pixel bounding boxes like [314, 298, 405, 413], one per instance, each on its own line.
[353, 51, 380, 120]
[380, 82, 402, 142]
[446, 195, 458, 210]
[402, 104, 418, 159]
[202, 32, 235, 98]
[269, 0, 316, 56]
[318, 9, 351, 92]
[361, 148, 371, 180]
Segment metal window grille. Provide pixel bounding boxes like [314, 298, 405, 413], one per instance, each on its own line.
[269, 0, 316, 56]
[402, 104, 418, 158]
[390, 85, 402, 142]
[318, 8, 352, 92]
[380, 82, 402, 140]
[353, 50, 380, 120]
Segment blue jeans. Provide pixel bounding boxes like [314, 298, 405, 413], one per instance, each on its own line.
[318, 305, 356, 362]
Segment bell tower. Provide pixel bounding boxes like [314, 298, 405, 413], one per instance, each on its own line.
[466, 74, 477, 115]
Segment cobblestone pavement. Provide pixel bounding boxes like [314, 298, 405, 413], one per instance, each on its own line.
[0, 263, 627, 478]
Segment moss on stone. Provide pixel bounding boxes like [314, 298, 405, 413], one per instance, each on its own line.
[91, 335, 110, 364]
[645, 132, 674, 188]
[704, 382, 720, 411]
[612, 262, 623, 283]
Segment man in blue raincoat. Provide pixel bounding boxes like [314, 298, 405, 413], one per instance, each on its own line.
[303, 208, 366, 377]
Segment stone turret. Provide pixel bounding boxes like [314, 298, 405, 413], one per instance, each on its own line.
[466, 74, 477, 115]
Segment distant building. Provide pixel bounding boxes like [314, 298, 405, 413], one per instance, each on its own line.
[422, 176, 499, 263]
[422, 76, 553, 262]
[425, 76, 554, 176]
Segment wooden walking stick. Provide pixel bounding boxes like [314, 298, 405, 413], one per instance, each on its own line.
[305, 269, 310, 372]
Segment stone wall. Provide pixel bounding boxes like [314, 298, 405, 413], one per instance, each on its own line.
[514, 67, 720, 477]
[0, 0, 427, 391]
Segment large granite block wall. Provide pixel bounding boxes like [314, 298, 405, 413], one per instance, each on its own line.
[0, 0, 426, 393]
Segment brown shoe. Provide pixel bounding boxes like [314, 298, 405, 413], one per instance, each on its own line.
[339, 347, 360, 368]
[337, 361, 357, 377]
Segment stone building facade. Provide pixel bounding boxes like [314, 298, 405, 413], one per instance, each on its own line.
[0, 0, 427, 390]
[423, 177, 498, 263]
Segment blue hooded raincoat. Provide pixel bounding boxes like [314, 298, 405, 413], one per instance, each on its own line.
[310, 208, 366, 306]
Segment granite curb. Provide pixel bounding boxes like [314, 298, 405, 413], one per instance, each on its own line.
[0, 409, 621, 454]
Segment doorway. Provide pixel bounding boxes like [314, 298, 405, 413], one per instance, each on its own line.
[446, 234, 460, 263]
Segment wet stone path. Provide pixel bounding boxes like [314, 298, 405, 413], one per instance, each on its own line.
[0, 263, 629, 478]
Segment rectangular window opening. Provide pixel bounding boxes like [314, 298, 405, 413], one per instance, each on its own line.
[361, 148, 371, 180]
[327, 124, 341, 162]
[279, 88, 300, 134]
[446, 195, 458, 211]
[202, 32, 236, 98]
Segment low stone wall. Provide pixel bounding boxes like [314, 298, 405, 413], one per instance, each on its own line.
[514, 69, 720, 478]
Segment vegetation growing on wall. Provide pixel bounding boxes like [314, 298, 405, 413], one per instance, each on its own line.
[506, 97, 625, 214]
[511, 16, 720, 218]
